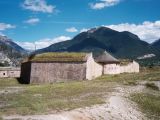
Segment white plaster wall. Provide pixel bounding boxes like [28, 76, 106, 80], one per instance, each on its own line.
[0, 71, 8, 77]
[133, 61, 140, 73]
[0, 70, 20, 78]
[7, 71, 21, 78]
[104, 64, 121, 75]
[120, 61, 139, 73]
[86, 54, 103, 80]
[103, 61, 139, 75]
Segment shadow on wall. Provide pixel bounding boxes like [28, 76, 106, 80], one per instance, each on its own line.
[17, 77, 30, 84]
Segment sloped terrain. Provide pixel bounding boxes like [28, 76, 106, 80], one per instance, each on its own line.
[1, 67, 160, 120]
[0, 35, 27, 66]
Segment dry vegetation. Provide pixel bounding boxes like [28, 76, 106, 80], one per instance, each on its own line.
[28, 52, 88, 62]
[0, 67, 160, 119]
[145, 82, 159, 91]
[131, 93, 160, 120]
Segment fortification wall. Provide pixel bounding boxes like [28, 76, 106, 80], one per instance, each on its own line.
[120, 61, 139, 73]
[0, 69, 20, 78]
[104, 64, 121, 75]
[103, 61, 139, 75]
[30, 62, 86, 84]
[0, 71, 8, 77]
[7, 70, 20, 78]
[86, 55, 103, 80]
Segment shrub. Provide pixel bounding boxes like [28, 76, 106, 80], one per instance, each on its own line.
[145, 82, 159, 91]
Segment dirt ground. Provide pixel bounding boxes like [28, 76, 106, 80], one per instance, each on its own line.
[3, 84, 148, 120]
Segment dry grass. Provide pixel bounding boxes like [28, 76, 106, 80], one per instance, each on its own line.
[0, 79, 112, 115]
[0, 78, 20, 87]
[28, 52, 88, 62]
[131, 93, 160, 120]
[145, 82, 159, 91]
[0, 67, 160, 116]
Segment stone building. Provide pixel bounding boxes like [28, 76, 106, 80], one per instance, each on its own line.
[120, 60, 139, 73]
[95, 51, 120, 74]
[21, 51, 140, 84]
[20, 52, 102, 84]
[95, 51, 139, 75]
[0, 67, 20, 78]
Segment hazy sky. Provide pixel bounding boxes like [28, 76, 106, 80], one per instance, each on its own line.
[0, 0, 160, 50]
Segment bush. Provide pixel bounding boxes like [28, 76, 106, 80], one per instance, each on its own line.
[145, 82, 159, 91]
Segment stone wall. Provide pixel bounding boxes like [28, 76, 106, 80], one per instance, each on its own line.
[0, 71, 8, 77]
[103, 61, 140, 75]
[86, 54, 103, 80]
[86, 55, 103, 80]
[104, 64, 121, 75]
[120, 61, 139, 73]
[20, 57, 140, 84]
[7, 70, 20, 78]
[30, 62, 87, 84]
[0, 69, 20, 78]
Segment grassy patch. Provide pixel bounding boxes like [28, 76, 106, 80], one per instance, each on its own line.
[131, 93, 160, 120]
[145, 82, 159, 91]
[0, 78, 20, 87]
[97, 66, 160, 85]
[29, 52, 88, 62]
[0, 81, 108, 115]
[0, 67, 160, 116]
[0, 117, 2, 120]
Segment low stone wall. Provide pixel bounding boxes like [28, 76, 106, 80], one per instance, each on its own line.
[7, 70, 20, 78]
[103, 61, 139, 75]
[0, 68, 20, 78]
[120, 61, 139, 73]
[0, 71, 8, 77]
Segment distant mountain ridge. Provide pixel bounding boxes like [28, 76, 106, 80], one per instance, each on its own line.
[0, 35, 27, 66]
[152, 39, 160, 50]
[36, 27, 160, 60]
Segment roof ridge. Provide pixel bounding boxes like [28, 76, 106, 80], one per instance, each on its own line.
[95, 51, 119, 63]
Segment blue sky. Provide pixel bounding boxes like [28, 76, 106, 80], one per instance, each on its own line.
[0, 0, 160, 50]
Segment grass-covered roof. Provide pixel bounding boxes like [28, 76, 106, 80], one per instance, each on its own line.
[28, 52, 89, 62]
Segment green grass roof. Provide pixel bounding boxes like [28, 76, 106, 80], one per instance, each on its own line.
[28, 52, 89, 62]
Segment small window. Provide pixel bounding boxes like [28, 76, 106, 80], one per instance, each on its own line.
[3, 73, 5, 75]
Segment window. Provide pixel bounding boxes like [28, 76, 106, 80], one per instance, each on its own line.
[3, 73, 5, 75]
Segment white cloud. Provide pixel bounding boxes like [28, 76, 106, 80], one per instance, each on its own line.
[0, 32, 5, 36]
[24, 18, 40, 25]
[90, 0, 120, 10]
[105, 20, 160, 43]
[80, 28, 89, 33]
[22, 0, 55, 13]
[0, 23, 16, 31]
[66, 27, 78, 33]
[16, 36, 71, 50]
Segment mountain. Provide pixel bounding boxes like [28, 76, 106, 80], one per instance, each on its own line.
[37, 27, 160, 61]
[152, 39, 160, 50]
[0, 35, 28, 66]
